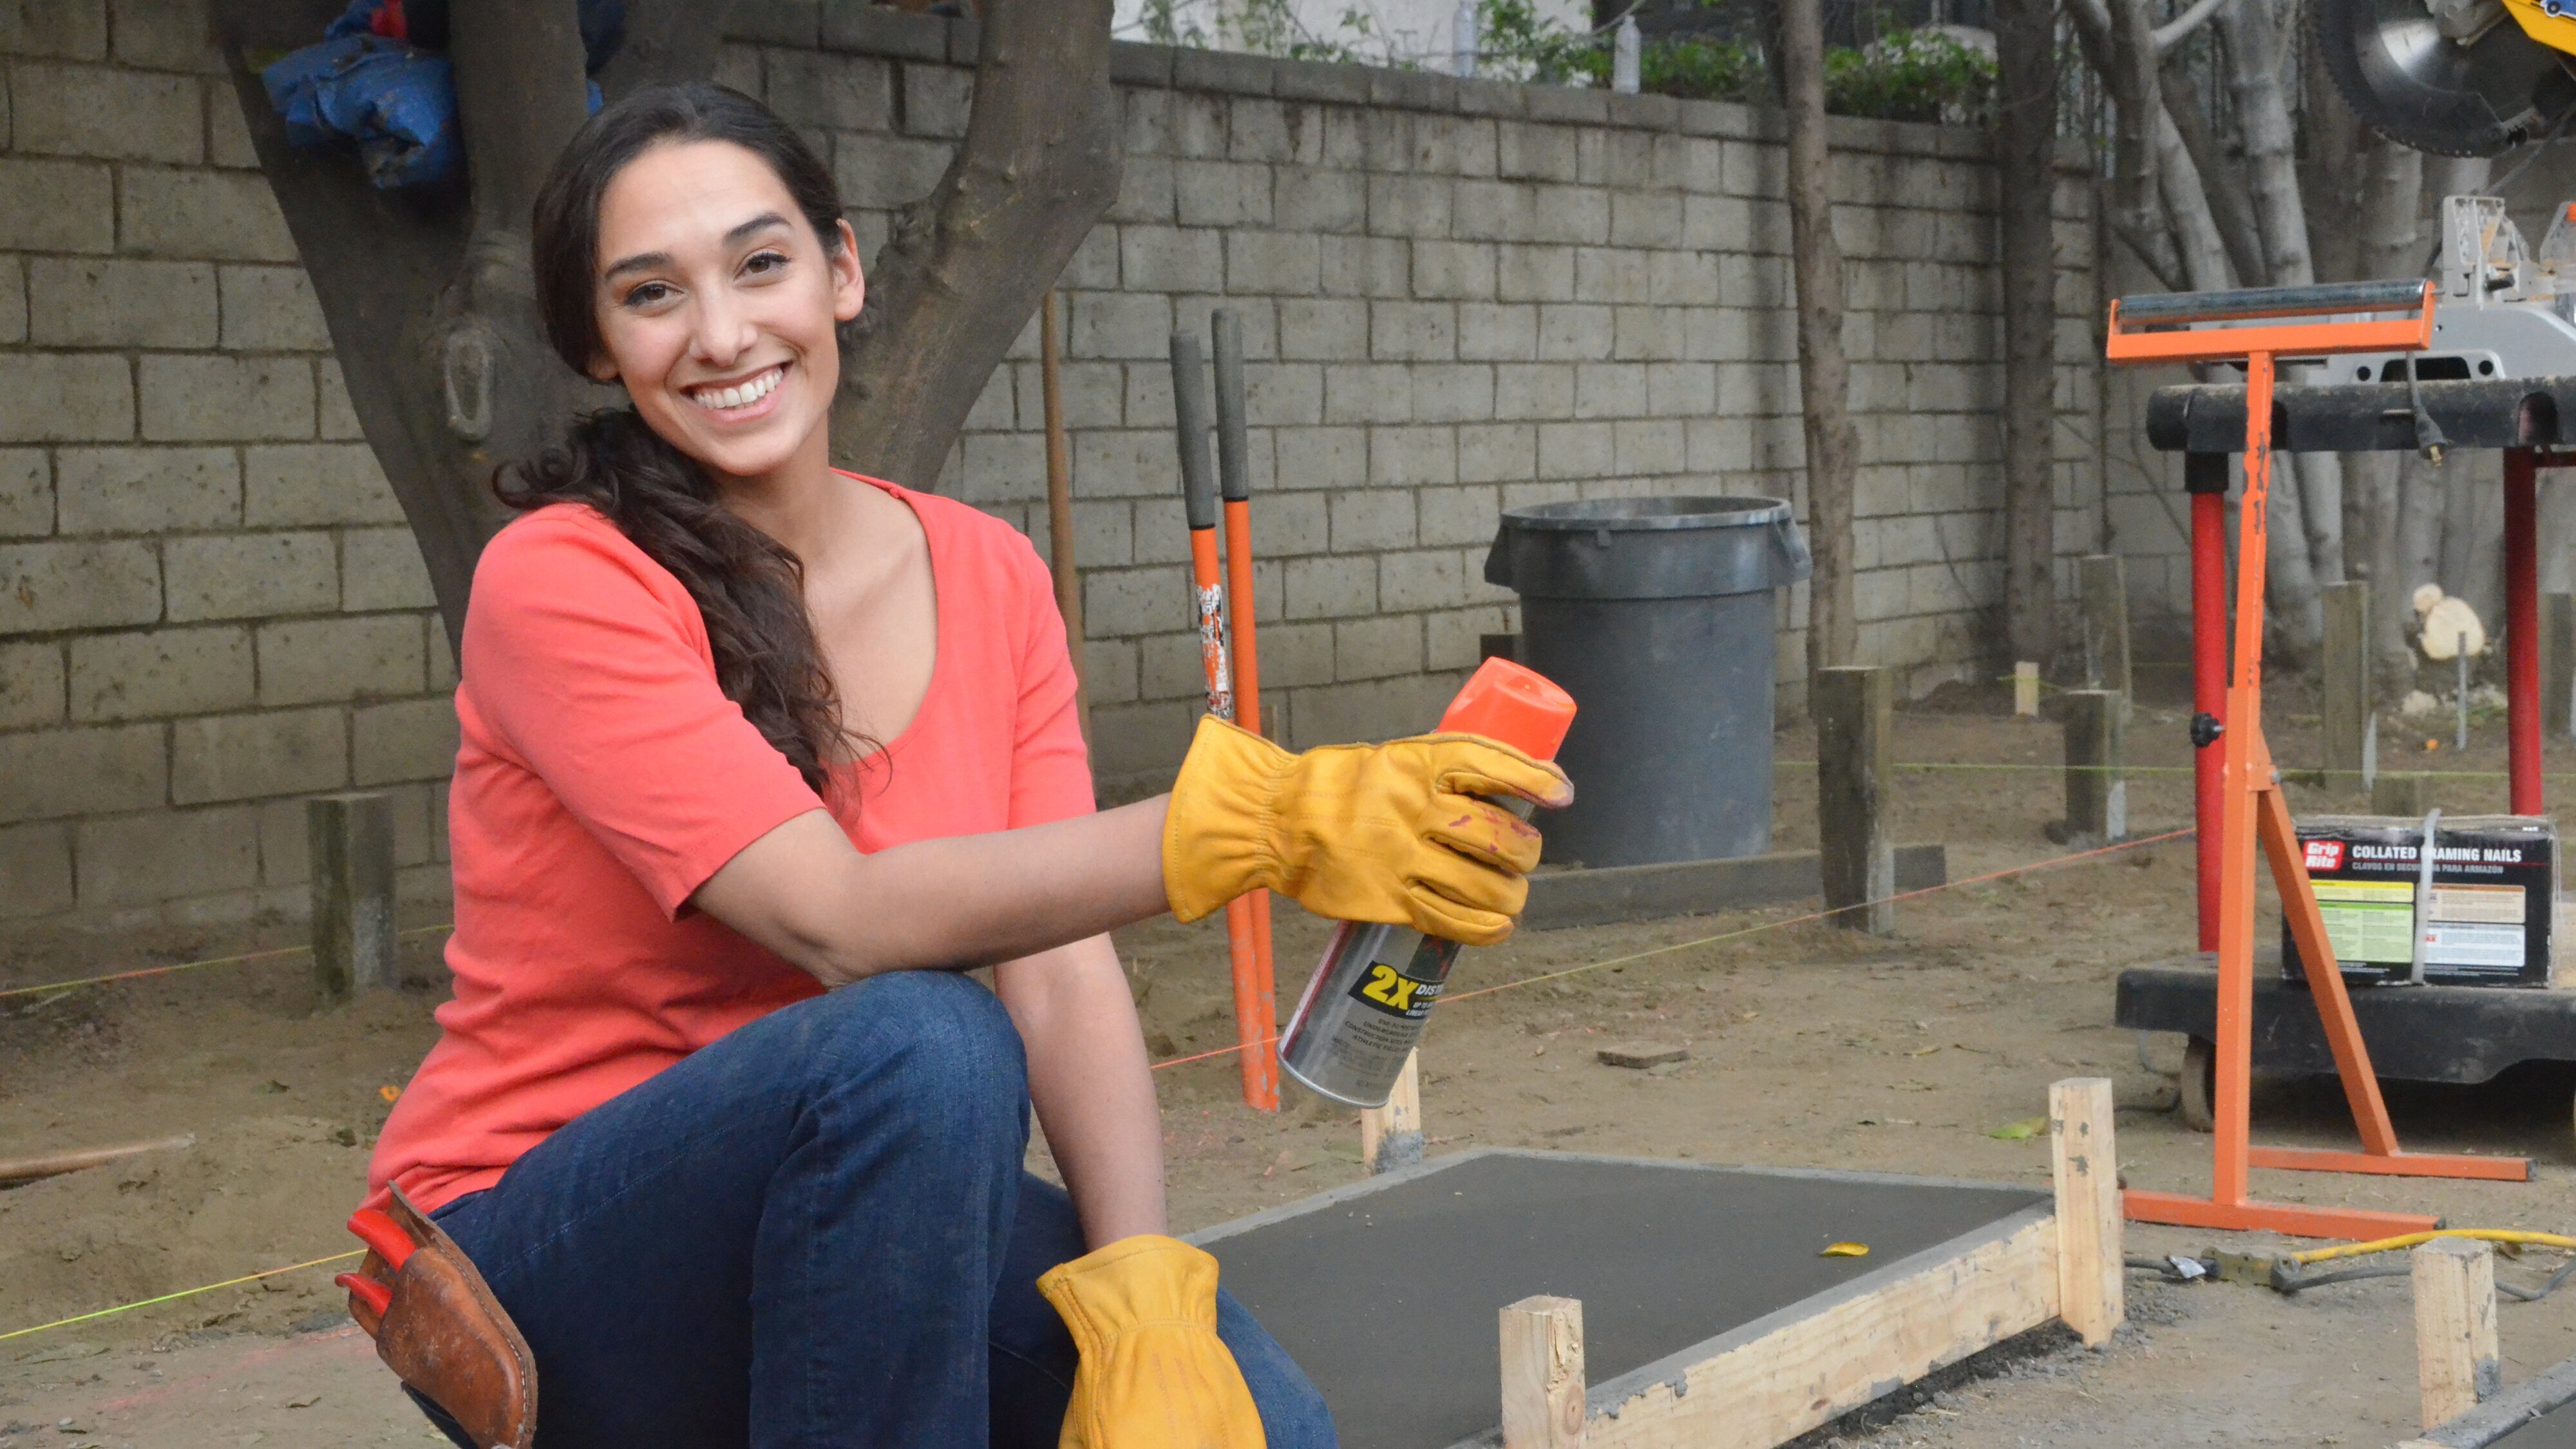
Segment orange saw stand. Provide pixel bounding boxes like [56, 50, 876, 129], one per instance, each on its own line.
[2104, 280, 2529, 1241]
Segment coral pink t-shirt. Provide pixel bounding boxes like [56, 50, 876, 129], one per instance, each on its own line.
[368, 474, 1093, 1213]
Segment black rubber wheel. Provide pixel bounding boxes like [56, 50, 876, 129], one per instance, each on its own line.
[2179, 1036, 2217, 1133]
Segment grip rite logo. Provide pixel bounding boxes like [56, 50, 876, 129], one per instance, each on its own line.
[2303, 839, 2345, 872]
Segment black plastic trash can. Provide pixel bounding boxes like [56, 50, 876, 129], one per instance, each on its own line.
[1483, 496, 1812, 868]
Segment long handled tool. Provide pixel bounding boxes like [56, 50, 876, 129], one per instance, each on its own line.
[2105, 279, 2527, 1241]
[1041, 289, 1088, 737]
[1171, 329, 1279, 1111]
[1209, 310, 1277, 1072]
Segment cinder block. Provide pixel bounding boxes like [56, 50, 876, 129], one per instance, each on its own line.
[257, 615, 427, 706]
[29, 256, 216, 348]
[1, 0, 105, 57]
[1120, 225, 1222, 293]
[1573, 361, 1648, 420]
[219, 265, 332, 351]
[1493, 363, 1573, 419]
[75, 805, 262, 906]
[1108, 155, 1175, 223]
[241, 443, 402, 528]
[1278, 298, 1367, 361]
[0, 448, 51, 537]
[1226, 232, 1320, 294]
[1495, 245, 1575, 303]
[1335, 613, 1423, 680]
[1365, 173, 1451, 238]
[0, 722, 164, 823]
[166, 531, 336, 621]
[1283, 673, 1459, 750]
[1229, 95, 1318, 164]
[1613, 418, 1688, 475]
[12, 62, 200, 163]
[0, 156, 113, 252]
[1330, 486, 1416, 549]
[1254, 485, 1329, 552]
[1410, 240, 1495, 301]
[0, 258, 21, 345]
[1318, 236, 1409, 298]
[833, 134, 948, 209]
[1070, 428, 1179, 500]
[1283, 553, 1376, 620]
[1645, 361, 1718, 415]
[1681, 194, 1752, 251]
[1367, 425, 1456, 487]
[1537, 421, 1615, 480]
[1651, 133, 1727, 193]
[1428, 604, 1514, 670]
[1137, 630, 1209, 701]
[1420, 483, 1504, 545]
[1573, 247, 1651, 305]
[354, 697, 460, 784]
[956, 430, 1043, 506]
[0, 639, 64, 728]
[1174, 159, 1272, 228]
[56, 446, 238, 534]
[1454, 426, 1534, 488]
[1066, 291, 1173, 361]
[118, 167, 294, 260]
[206, 82, 258, 167]
[1273, 428, 1365, 493]
[1272, 167, 1363, 234]
[1322, 363, 1413, 424]
[1456, 303, 1537, 361]
[316, 359, 366, 440]
[171, 706, 346, 804]
[1239, 362, 1321, 427]
[70, 625, 253, 722]
[1083, 699, 1195, 783]
[899, 61, 972, 138]
[1611, 305, 1686, 362]
[766, 48, 891, 129]
[1497, 122, 1579, 182]
[1082, 564, 1188, 638]
[0, 352, 133, 442]
[341, 526, 438, 612]
[0, 538, 158, 631]
[109, 0, 221, 70]
[1609, 192, 1681, 249]
[1378, 549, 1466, 611]
[0, 822, 73, 918]
[1535, 304, 1613, 361]
[1370, 301, 1455, 361]
[1409, 365, 1494, 423]
[140, 355, 314, 441]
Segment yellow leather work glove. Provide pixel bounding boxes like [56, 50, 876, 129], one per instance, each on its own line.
[1037, 1234, 1265, 1449]
[1164, 717, 1572, 947]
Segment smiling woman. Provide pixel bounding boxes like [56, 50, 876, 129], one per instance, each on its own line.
[339, 80, 1567, 1449]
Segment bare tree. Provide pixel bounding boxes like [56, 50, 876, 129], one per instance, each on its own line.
[2353, 130, 2426, 684]
[1778, 0, 1862, 680]
[214, 0, 1119, 650]
[1994, 0, 2060, 669]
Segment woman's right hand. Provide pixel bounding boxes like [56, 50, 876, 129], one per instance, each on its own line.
[1161, 717, 1572, 945]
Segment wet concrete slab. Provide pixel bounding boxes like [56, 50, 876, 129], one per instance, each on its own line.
[1191, 1149, 2049, 1449]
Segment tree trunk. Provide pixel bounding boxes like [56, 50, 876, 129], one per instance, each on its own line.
[2157, 67, 2268, 287]
[2079, 0, 2183, 289]
[1779, 0, 1864, 681]
[2396, 155, 2494, 647]
[831, 0, 1121, 488]
[1995, 0, 2060, 670]
[2217, 0, 2334, 653]
[2354, 131, 2426, 687]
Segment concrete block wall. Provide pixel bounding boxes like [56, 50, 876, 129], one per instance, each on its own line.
[734, 5, 2103, 794]
[0, 0, 2103, 923]
[0, 0, 455, 926]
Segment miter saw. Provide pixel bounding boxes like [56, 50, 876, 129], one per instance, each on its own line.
[2318, 0, 2576, 157]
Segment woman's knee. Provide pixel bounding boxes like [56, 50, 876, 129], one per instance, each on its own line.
[797, 971, 1028, 1134]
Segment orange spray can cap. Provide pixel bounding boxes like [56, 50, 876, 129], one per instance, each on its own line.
[1436, 657, 1577, 762]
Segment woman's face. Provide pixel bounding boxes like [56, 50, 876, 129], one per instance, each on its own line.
[588, 138, 864, 483]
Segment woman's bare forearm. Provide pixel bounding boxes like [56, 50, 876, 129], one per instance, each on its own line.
[995, 935, 1166, 1248]
[692, 797, 1173, 985]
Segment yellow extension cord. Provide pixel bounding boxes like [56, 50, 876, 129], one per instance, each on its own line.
[2291, 1229, 2576, 1267]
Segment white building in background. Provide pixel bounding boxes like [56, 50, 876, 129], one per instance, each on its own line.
[1112, 0, 1591, 72]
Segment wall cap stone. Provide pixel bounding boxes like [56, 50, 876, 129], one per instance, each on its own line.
[728, 6, 2058, 166]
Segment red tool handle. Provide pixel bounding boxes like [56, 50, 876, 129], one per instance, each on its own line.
[346, 1207, 415, 1270]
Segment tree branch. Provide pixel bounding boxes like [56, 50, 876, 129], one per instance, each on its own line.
[833, 0, 1122, 490]
[2152, 0, 2236, 57]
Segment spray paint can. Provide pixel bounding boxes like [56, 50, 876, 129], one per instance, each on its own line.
[1276, 657, 1577, 1106]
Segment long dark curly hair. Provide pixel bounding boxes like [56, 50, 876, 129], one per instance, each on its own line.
[501, 82, 859, 799]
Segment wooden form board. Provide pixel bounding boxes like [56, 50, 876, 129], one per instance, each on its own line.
[2398, 1350, 2576, 1448]
[1193, 1139, 2106, 1449]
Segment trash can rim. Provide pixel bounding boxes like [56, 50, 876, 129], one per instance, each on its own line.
[1498, 495, 1792, 532]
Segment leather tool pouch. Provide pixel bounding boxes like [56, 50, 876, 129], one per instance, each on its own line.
[339, 1186, 538, 1449]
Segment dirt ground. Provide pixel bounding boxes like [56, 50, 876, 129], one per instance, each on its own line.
[7, 674, 2576, 1448]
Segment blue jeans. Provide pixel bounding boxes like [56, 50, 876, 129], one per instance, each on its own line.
[421, 970, 1336, 1448]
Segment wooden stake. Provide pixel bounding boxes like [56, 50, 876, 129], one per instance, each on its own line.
[2374, 771, 2429, 819]
[2078, 554, 2130, 712]
[0, 1133, 193, 1187]
[310, 792, 395, 1003]
[1500, 1294, 1585, 1449]
[2320, 580, 2369, 790]
[1041, 289, 1088, 734]
[2058, 689, 2125, 846]
[1359, 1050, 1423, 1174]
[1815, 665, 1892, 933]
[2414, 1236, 2501, 1430]
[2013, 661, 2041, 716]
[2049, 1077, 2123, 1347]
